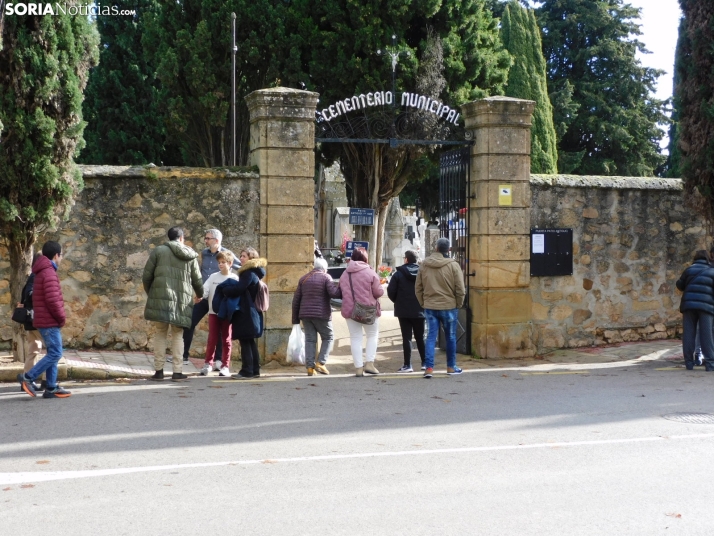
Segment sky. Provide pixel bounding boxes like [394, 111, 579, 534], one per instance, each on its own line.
[627, 0, 682, 104]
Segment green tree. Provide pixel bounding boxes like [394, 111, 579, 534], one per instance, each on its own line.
[501, 0, 558, 173]
[80, 1, 171, 165]
[677, 0, 714, 229]
[666, 17, 687, 178]
[142, 0, 293, 167]
[0, 7, 99, 356]
[537, 0, 667, 176]
[285, 0, 510, 265]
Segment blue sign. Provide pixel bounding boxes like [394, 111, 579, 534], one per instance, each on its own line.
[349, 208, 375, 226]
[345, 241, 369, 258]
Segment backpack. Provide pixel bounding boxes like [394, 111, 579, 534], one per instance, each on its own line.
[254, 280, 269, 312]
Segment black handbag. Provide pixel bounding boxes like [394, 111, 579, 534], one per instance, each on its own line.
[11, 307, 30, 324]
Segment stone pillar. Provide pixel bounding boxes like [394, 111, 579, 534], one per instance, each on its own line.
[462, 96, 536, 358]
[246, 87, 319, 362]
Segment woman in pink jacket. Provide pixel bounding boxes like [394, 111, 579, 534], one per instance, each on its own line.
[338, 248, 384, 376]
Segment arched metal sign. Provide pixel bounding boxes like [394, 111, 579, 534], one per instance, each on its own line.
[315, 90, 472, 147]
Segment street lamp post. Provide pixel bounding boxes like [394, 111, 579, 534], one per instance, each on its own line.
[231, 12, 237, 167]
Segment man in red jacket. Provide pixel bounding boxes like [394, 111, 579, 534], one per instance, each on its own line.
[18, 241, 71, 398]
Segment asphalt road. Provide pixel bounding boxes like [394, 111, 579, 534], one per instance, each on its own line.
[1, 362, 713, 535]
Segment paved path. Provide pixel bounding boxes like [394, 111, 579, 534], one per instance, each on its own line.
[0, 305, 693, 382]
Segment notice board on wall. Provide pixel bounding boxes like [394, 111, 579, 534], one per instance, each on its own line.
[530, 228, 573, 276]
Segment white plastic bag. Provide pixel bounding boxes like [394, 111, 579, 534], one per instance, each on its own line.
[287, 324, 305, 365]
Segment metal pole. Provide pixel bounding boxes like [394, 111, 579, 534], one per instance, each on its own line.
[231, 13, 237, 167]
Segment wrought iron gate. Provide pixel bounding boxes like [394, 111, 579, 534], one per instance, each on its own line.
[437, 147, 471, 355]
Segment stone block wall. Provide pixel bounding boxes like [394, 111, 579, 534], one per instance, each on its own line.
[530, 175, 708, 352]
[0, 165, 260, 354]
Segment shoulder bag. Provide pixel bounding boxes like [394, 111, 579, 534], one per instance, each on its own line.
[348, 272, 377, 325]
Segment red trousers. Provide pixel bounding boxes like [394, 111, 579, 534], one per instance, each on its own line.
[205, 314, 232, 367]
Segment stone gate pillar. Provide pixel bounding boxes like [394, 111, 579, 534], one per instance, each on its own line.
[246, 87, 319, 361]
[462, 96, 536, 358]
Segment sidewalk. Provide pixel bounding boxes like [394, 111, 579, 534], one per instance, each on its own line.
[0, 308, 693, 382]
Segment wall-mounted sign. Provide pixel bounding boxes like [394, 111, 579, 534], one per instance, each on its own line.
[317, 91, 460, 126]
[349, 208, 375, 226]
[498, 184, 512, 206]
[345, 241, 369, 258]
[530, 228, 573, 276]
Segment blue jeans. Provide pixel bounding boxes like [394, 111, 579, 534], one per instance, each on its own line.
[27, 327, 64, 388]
[424, 308, 458, 369]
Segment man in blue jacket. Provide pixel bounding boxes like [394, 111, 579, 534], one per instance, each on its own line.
[676, 249, 714, 371]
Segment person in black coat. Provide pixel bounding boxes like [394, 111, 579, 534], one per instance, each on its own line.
[387, 250, 425, 372]
[218, 247, 267, 379]
[676, 250, 714, 371]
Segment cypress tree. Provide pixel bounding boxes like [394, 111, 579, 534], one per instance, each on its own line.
[666, 17, 687, 178]
[80, 1, 169, 165]
[537, 0, 667, 176]
[677, 0, 714, 227]
[501, 0, 558, 174]
[0, 6, 99, 353]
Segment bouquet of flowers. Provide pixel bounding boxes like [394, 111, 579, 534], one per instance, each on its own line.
[377, 265, 392, 282]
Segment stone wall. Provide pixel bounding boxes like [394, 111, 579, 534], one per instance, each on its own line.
[0, 165, 260, 354]
[530, 175, 708, 352]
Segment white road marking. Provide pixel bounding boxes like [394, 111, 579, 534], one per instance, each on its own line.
[2, 432, 713, 486]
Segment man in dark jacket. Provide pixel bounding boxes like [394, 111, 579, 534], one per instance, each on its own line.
[143, 227, 203, 381]
[18, 241, 71, 398]
[676, 250, 714, 371]
[292, 257, 341, 376]
[387, 250, 425, 372]
[182, 228, 240, 366]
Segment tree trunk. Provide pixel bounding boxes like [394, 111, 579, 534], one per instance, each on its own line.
[8, 241, 34, 363]
[374, 203, 389, 269]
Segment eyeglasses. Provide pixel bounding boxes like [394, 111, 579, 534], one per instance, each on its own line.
[204, 236, 215, 241]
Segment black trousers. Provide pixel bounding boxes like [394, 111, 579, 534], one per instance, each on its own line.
[398, 317, 425, 367]
[239, 338, 260, 376]
[683, 310, 714, 369]
[183, 299, 221, 359]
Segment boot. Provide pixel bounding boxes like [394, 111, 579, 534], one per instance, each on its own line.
[314, 362, 329, 375]
[355, 367, 364, 377]
[171, 372, 188, 382]
[150, 370, 164, 381]
[364, 361, 379, 375]
[307, 367, 315, 376]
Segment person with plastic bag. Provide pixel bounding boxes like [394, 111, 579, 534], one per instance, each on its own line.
[291, 257, 342, 375]
[337, 248, 383, 376]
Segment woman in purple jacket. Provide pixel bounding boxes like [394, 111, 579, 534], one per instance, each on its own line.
[337, 248, 384, 376]
[292, 257, 342, 375]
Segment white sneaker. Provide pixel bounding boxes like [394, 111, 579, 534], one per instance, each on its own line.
[214, 360, 222, 371]
[200, 363, 211, 376]
[397, 366, 413, 373]
[219, 366, 230, 377]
